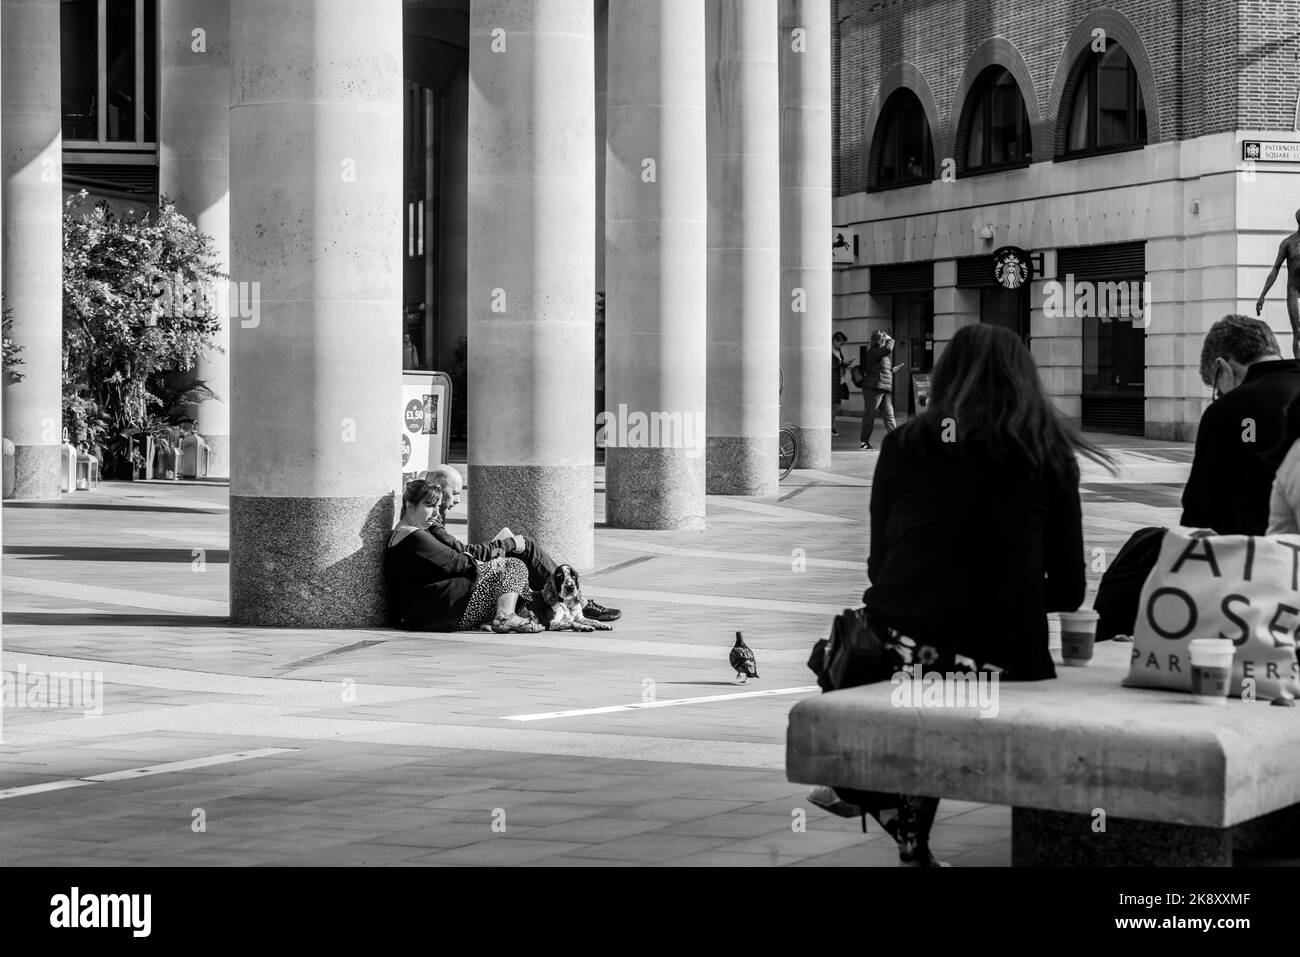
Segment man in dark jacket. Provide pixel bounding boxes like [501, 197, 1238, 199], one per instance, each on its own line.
[859, 330, 897, 450]
[423, 465, 621, 621]
[1182, 315, 1300, 534]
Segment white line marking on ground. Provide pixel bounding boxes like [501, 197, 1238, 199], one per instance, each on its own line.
[0, 748, 300, 801]
[0, 780, 98, 800]
[81, 747, 299, 781]
[502, 685, 820, 722]
[589, 585, 845, 616]
[599, 538, 865, 571]
[13, 707, 789, 769]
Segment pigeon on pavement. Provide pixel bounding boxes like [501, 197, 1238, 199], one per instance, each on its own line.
[730, 631, 759, 683]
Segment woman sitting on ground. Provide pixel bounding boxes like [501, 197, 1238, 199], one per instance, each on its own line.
[386, 478, 542, 634]
[810, 323, 1116, 865]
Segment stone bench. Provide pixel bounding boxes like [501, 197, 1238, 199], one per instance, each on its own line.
[786, 641, 1300, 866]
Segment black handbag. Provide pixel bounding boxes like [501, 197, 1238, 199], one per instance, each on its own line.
[808, 607, 894, 692]
[1093, 527, 1166, 641]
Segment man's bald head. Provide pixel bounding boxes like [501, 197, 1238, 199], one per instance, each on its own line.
[1294, 207, 1300, 226]
[427, 465, 463, 496]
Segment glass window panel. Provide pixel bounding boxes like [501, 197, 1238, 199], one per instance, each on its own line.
[878, 107, 900, 183]
[1136, 81, 1147, 141]
[144, 0, 157, 142]
[1068, 66, 1091, 152]
[876, 91, 931, 185]
[989, 72, 1019, 165]
[1096, 47, 1129, 147]
[61, 0, 99, 141]
[966, 97, 986, 168]
[106, 0, 136, 141]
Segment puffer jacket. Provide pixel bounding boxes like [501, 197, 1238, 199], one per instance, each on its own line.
[860, 345, 894, 393]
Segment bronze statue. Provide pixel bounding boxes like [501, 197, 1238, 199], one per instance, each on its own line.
[1256, 209, 1300, 359]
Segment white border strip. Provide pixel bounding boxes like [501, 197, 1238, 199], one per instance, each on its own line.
[502, 685, 819, 722]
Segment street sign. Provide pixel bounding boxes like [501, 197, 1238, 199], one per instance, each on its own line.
[1242, 140, 1300, 163]
[832, 228, 858, 265]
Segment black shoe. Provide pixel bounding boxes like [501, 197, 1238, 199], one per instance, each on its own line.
[860, 442, 872, 450]
[583, 599, 621, 622]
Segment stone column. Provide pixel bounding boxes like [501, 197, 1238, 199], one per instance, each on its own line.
[707, 0, 781, 495]
[160, 0, 231, 477]
[778, 0, 832, 469]
[467, 1, 595, 567]
[604, 0, 707, 530]
[1, 0, 62, 500]
[228, 0, 403, 626]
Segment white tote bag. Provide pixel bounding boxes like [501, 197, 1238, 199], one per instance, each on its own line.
[1122, 528, 1300, 701]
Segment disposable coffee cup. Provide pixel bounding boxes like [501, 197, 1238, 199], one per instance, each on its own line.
[1058, 610, 1099, 667]
[1187, 639, 1234, 706]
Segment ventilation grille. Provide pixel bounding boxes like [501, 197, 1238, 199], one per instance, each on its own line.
[871, 261, 933, 294]
[1057, 241, 1146, 279]
[64, 162, 158, 200]
[1082, 395, 1145, 437]
[956, 256, 996, 287]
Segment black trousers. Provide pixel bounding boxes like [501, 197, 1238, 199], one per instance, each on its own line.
[514, 538, 559, 596]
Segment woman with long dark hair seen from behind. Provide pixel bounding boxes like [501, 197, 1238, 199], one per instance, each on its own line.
[812, 323, 1116, 866]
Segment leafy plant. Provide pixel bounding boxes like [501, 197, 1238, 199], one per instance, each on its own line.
[2, 293, 24, 382]
[62, 191, 225, 476]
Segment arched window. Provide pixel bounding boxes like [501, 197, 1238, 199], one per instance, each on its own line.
[873, 89, 934, 188]
[1064, 42, 1147, 155]
[963, 67, 1032, 172]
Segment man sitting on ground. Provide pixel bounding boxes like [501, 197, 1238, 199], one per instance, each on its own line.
[421, 464, 621, 623]
[1182, 315, 1300, 534]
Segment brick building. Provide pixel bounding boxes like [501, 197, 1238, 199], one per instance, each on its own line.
[831, 0, 1300, 439]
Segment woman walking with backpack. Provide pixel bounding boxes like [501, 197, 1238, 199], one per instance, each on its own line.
[859, 330, 897, 450]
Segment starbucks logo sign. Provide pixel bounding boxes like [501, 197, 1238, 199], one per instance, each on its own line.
[993, 246, 1033, 290]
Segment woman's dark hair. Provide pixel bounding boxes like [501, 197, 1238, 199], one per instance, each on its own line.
[832, 331, 847, 345]
[896, 323, 1116, 477]
[402, 478, 439, 512]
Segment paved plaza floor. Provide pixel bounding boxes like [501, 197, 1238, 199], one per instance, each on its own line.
[0, 430, 1209, 866]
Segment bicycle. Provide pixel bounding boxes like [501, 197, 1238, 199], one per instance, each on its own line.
[778, 367, 799, 480]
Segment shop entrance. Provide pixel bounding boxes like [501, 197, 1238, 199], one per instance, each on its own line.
[891, 292, 935, 416]
[981, 285, 1030, 346]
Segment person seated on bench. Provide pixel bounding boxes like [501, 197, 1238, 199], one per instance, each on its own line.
[419, 465, 621, 623]
[810, 324, 1116, 866]
[386, 478, 542, 634]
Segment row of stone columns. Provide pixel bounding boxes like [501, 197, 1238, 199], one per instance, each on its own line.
[0, 0, 831, 630]
[600, 0, 832, 525]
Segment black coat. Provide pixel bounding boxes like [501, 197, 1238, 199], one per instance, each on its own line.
[1181, 359, 1300, 535]
[864, 426, 1086, 681]
[385, 526, 482, 631]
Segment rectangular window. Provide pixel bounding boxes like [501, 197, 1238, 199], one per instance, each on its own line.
[62, 0, 157, 148]
[143, 0, 157, 142]
[106, 0, 136, 142]
[61, 0, 100, 141]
